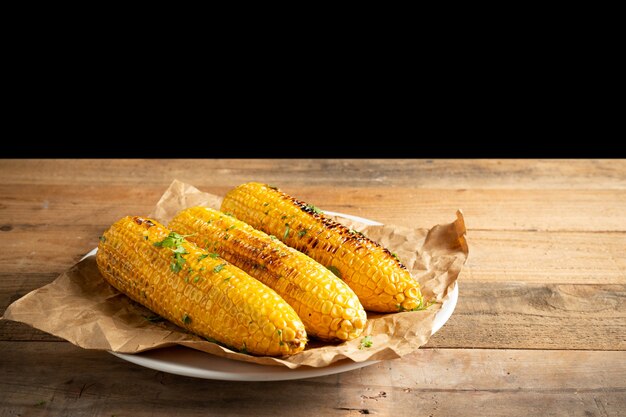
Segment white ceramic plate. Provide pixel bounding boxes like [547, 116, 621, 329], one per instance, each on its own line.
[86, 211, 459, 381]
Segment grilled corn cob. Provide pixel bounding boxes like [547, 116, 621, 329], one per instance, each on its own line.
[221, 182, 424, 312]
[169, 207, 367, 341]
[96, 216, 307, 356]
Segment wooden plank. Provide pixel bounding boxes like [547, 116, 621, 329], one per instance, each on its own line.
[466, 230, 626, 284]
[1, 184, 625, 232]
[426, 282, 626, 350]
[2, 225, 625, 286]
[0, 342, 624, 417]
[1, 159, 625, 189]
[3, 281, 625, 350]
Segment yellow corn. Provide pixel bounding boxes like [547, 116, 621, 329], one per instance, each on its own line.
[96, 216, 307, 356]
[169, 207, 367, 341]
[221, 182, 424, 313]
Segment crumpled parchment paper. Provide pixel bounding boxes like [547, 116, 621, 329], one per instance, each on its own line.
[3, 180, 468, 368]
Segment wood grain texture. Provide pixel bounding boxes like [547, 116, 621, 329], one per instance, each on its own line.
[1, 159, 625, 416]
[0, 342, 624, 417]
[1, 159, 625, 189]
[1, 184, 626, 232]
[2, 229, 625, 286]
[3, 280, 624, 350]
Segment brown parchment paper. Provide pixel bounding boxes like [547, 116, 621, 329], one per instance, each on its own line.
[2, 180, 469, 369]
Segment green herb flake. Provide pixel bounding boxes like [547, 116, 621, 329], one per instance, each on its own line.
[223, 276, 232, 283]
[281, 215, 287, 220]
[34, 400, 46, 407]
[240, 343, 248, 354]
[193, 276, 200, 283]
[398, 299, 433, 312]
[391, 252, 400, 260]
[227, 225, 236, 231]
[298, 229, 308, 237]
[359, 335, 373, 349]
[153, 232, 183, 248]
[170, 260, 183, 273]
[213, 263, 226, 273]
[182, 314, 191, 325]
[223, 233, 230, 240]
[327, 265, 342, 279]
[268, 185, 278, 190]
[283, 225, 290, 240]
[198, 254, 209, 261]
[209, 252, 220, 259]
[269, 235, 277, 240]
[99, 236, 106, 243]
[263, 202, 269, 206]
[143, 235, 149, 240]
[305, 204, 323, 215]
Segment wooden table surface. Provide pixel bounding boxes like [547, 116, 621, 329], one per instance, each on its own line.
[1, 159, 625, 417]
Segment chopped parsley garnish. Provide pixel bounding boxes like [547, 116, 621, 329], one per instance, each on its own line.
[153, 232, 190, 248]
[298, 229, 308, 237]
[391, 252, 400, 261]
[263, 202, 269, 206]
[327, 265, 342, 279]
[182, 314, 191, 325]
[193, 276, 200, 283]
[223, 233, 230, 240]
[213, 263, 226, 273]
[226, 225, 236, 231]
[143, 235, 149, 240]
[209, 252, 220, 259]
[152, 232, 194, 274]
[281, 215, 287, 220]
[305, 204, 323, 215]
[224, 212, 234, 217]
[359, 335, 373, 349]
[198, 254, 209, 261]
[283, 225, 290, 240]
[269, 235, 277, 240]
[397, 300, 432, 312]
[223, 276, 232, 283]
[268, 185, 278, 190]
[99, 236, 106, 243]
[170, 255, 186, 273]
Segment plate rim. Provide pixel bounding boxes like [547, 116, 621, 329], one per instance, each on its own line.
[86, 210, 458, 381]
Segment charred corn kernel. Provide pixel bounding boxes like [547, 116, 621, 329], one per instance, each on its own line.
[169, 207, 366, 341]
[221, 182, 425, 313]
[96, 216, 306, 357]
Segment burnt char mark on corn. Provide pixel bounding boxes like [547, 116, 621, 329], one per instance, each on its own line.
[134, 217, 156, 227]
[97, 216, 308, 356]
[169, 207, 367, 341]
[277, 189, 408, 270]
